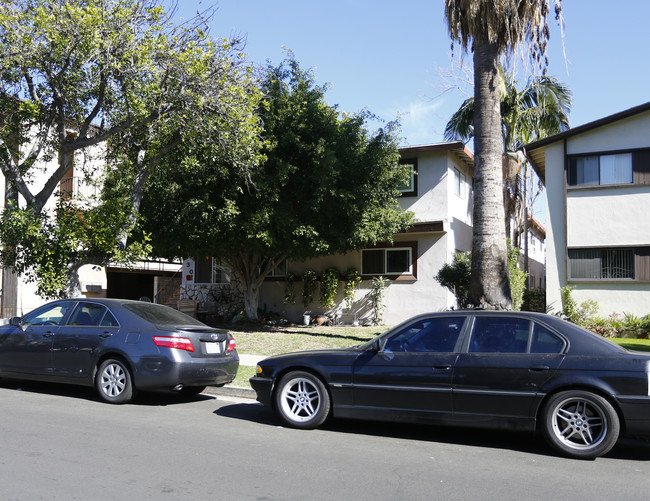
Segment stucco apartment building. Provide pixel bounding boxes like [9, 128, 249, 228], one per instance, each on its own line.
[525, 102, 650, 316]
[0, 135, 179, 318]
[182, 142, 475, 326]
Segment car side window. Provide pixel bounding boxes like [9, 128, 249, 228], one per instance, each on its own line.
[68, 302, 117, 327]
[22, 303, 72, 326]
[384, 316, 465, 353]
[530, 323, 565, 353]
[100, 310, 119, 327]
[469, 317, 530, 354]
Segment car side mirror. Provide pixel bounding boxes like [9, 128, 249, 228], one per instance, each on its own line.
[9, 316, 24, 330]
[372, 338, 394, 361]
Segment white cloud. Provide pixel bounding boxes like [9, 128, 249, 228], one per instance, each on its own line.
[397, 98, 451, 146]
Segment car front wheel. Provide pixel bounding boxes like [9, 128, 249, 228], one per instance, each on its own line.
[542, 390, 620, 459]
[96, 358, 134, 404]
[274, 371, 330, 429]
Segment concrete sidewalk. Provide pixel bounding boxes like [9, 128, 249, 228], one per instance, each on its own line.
[238, 354, 265, 367]
[204, 352, 264, 400]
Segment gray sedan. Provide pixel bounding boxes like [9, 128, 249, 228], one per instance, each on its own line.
[0, 298, 239, 403]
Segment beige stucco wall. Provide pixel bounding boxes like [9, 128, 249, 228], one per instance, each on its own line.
[257, 149, 474, 326]
[257, 233, 454, 326]
[567, 187, 650, 247]
[545, 141, 568, 313]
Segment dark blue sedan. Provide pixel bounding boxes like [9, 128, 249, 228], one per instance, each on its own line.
[0, 298, 239, 403]
[251, 311, 650, 459]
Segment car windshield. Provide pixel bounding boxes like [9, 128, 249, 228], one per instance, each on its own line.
[123, 302, 205, 327]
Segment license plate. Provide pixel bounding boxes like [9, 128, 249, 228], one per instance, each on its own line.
[204, 342, 221, 354]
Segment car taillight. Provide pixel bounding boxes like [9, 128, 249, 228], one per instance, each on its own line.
[227, 338, 236, 353]
[153, 336, 195, 352]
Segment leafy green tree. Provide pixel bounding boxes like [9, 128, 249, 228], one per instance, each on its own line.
[0, 0, 262, 297]
[139, 57, 414, 319]
[444, 0, 563, 309]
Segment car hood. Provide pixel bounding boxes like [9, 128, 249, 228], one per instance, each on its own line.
[260, 347, 361, 364]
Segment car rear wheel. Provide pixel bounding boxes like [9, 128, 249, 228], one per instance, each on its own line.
[275, 371, 330, 429]
[542, 390, 619, 459]
[96, 358, 134, 404]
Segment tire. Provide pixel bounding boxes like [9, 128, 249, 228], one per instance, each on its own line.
[542, 390, 620, 459]
[274, 371, 331, 429]
[95, 358, 134, 404]
[179, 386, 206, 397]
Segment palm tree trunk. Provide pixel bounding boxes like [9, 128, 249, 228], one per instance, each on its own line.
[469, 36, 512, 309]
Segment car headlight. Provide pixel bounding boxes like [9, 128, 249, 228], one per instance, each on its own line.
[256, 364, 263, 375]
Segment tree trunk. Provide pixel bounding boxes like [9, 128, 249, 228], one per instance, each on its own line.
[469, 37, 512, 310]
[242, 282, 261, 320]
[65, 261, 83, 298]
[227, 252, 283, 321]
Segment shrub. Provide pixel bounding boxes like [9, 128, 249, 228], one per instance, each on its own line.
[368, 276, 390, 325]
[319, 268, 340, 309]
[434, 252, 471, 308]
[560, 285, 599, 323]
[283, 272, 297, 305]
[507, 241, 527, 311]
[522, 287, 546, 312]
[301, 270, 317, 308]
[342, 267, 361, 309]
[435, 243, 526, 310]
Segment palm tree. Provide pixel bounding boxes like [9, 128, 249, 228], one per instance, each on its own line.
[445, 68, 572, 246]
[444, 0, 563, 309]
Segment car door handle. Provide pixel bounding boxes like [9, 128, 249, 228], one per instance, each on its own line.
[529, 365, 550, 372]
[99, 332, 113, 338]
[43, 331, 55, 338]
[433, 364, 452, 370]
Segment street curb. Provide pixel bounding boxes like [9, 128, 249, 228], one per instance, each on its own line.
[205, 385, 256, 399]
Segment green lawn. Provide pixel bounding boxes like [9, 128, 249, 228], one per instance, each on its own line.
[232, 364, 256, 387]
[612, 338, 650, 352]
[228, 324, 384, 358]
[225, 324, 384, 390]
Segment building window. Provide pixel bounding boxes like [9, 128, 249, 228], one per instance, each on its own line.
[568, 248, 635, 280]
[454, 168, 466, 198]
[397, 158, 417, 197]
[195, 257, 230, 284]
[567, 153, 632, 186]
[268, 259, 287, 277]
[362, 245, 415, 277]
[529, 275, 536, 288]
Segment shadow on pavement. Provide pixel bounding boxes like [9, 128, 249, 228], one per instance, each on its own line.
[214, 401, 650, 461]
[0, 379, 216, 406]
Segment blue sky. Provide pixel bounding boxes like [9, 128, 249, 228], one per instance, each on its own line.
[173, 0, 650, 148]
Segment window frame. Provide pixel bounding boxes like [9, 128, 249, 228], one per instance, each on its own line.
[566, 148, 650, 188]
[397, 158, 418, 197]
[466, 317, 566, 355]
[361, 242, 417, 279]
[453, 167, 466, 199]
[194, 257, 231, 285]
[268, 259, 287, 278]
[383, 315, 467, 353]
[567, 247, 641, 282]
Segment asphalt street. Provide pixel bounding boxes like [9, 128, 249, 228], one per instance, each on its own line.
[1, 380, 649, 500]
